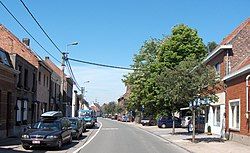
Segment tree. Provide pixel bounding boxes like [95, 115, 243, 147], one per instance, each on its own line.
[123, 39, 160, 117]
[207, 41, 218, 53]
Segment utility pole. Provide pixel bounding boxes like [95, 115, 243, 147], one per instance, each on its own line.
[61, 52, 68, 116]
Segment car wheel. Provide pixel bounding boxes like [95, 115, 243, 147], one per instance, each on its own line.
[57, 139, 62, 150]
[161, 124, 166, 128]
[22, 145, 30, 150]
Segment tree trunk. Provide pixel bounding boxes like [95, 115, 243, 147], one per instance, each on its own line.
[172, 112, 175, 135]
[192, 107, 196, 143]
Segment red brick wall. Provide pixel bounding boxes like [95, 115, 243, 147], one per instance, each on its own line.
[0, 64, 16, 138]
[228, 23, 250, 71]
[0, 25, 39, 67]
[225, 73, 250, 135]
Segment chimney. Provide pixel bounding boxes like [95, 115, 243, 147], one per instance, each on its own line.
[22, 38, 30, 47]
[45, 57, 49, 60]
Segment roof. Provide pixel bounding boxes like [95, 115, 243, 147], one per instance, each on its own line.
[44, 57, 62, 77]
[220, 18, 250, 45]
[203, 45, 232, 63]
[204, 18, 250, 63]
[223, 64, 250, 81]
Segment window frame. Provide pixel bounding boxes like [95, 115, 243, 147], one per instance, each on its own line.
[229, 99, 240, 131]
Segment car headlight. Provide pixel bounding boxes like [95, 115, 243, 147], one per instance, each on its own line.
[46, 135, 58, 139]
[21, 134, 29, 139]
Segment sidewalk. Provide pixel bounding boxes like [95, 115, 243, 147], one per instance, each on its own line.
[128, 122, 250, 153]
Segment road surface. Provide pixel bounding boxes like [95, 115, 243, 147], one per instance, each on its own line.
[79, 118, 189, 153]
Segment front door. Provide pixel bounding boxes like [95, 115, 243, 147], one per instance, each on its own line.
[6, 92, 12, 137]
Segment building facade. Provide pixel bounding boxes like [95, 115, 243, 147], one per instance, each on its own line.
[9, 53, 38, 134]
[36, 61, 52, 117]
[44, 57, 62, 111]
[203, 18, 250, 143]
[0, 48, 18, 138]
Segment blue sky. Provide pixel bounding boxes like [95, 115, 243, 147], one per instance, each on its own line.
[0, 0, 249, 104]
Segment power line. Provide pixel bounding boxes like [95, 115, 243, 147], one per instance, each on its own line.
[66, 60, 81, 90]
[67, 57, 135, 71]
[19, 0, 63, 54]
[0, 0, 61, 64]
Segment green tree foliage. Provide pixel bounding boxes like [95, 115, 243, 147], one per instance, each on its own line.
[207, 41, 218, 53]
[123, 24, 220, 138]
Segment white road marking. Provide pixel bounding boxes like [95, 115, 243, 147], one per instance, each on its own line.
[102, 127, 119, 130]
[73, 121, 103, 153]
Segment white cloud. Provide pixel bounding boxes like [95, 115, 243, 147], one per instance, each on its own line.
[70, 65, 130, 105]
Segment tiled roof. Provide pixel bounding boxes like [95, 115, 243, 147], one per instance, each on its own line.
[220, 18, 250, 45]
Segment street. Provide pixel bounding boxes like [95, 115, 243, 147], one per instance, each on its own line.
[79, 118, 189, 153]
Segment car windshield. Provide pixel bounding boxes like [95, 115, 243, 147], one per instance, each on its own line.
[33, 121, 61, 131]
[79, 111, 91, 118]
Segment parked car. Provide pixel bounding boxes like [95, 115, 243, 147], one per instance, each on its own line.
[157, 116, 181, 128]
[68, 117, 84, 139]
[122, 115, 129, 122]
[117, 115, 122, 121]
[141, 117, 156, 126]
[21, 111, 72, 150]
[181, 116, 192, 128]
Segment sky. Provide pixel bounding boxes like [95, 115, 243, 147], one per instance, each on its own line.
[0, 0, 249, 104]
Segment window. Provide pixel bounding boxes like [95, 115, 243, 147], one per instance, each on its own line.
[24, 69, 28, 89]
[46, 76, 49, 87]
[215, 63, 220, 77]
[43, 74, 46, 86]
[23, 100, 28, 121]
[229, 100, 240, 130]
[213, 106, 220, 126]
[16, 100, 22, 122]
[32, 73, 36, 91]
[38, 71, 41, 84]
[18, 65, 22, 87]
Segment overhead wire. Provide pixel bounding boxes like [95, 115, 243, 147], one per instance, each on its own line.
[0, 0, 61, 64]
[67, 57, 136, 71]
[19, 0, 63, 54]
[66, 60, 81, 90]
[18, 0, 83, 89]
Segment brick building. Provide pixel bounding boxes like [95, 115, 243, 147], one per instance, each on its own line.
[36, 60, 52, 117]
[0, 24, 53, 127]
[0, 48, 18, 138]
[44, 57, 62, 111]
[203, 18, 250, 144]
[9, 53, 38, 134]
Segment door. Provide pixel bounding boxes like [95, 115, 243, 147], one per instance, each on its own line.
[6, 92, 12, 137]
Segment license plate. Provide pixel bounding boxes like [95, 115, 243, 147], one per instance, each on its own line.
[32, 140, 40, 144]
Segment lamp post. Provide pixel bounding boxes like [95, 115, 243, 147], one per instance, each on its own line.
[81, 81, 90, 109]
[61, 41, 78, 116]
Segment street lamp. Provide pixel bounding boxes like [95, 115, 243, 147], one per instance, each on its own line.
[81, 81, 90, 110]
[61, 41, 78, 116]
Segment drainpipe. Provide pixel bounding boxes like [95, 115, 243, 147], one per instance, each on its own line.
[246, 75, 250, 118]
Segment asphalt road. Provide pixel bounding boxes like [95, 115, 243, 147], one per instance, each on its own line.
[79, 118, 189, 153]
